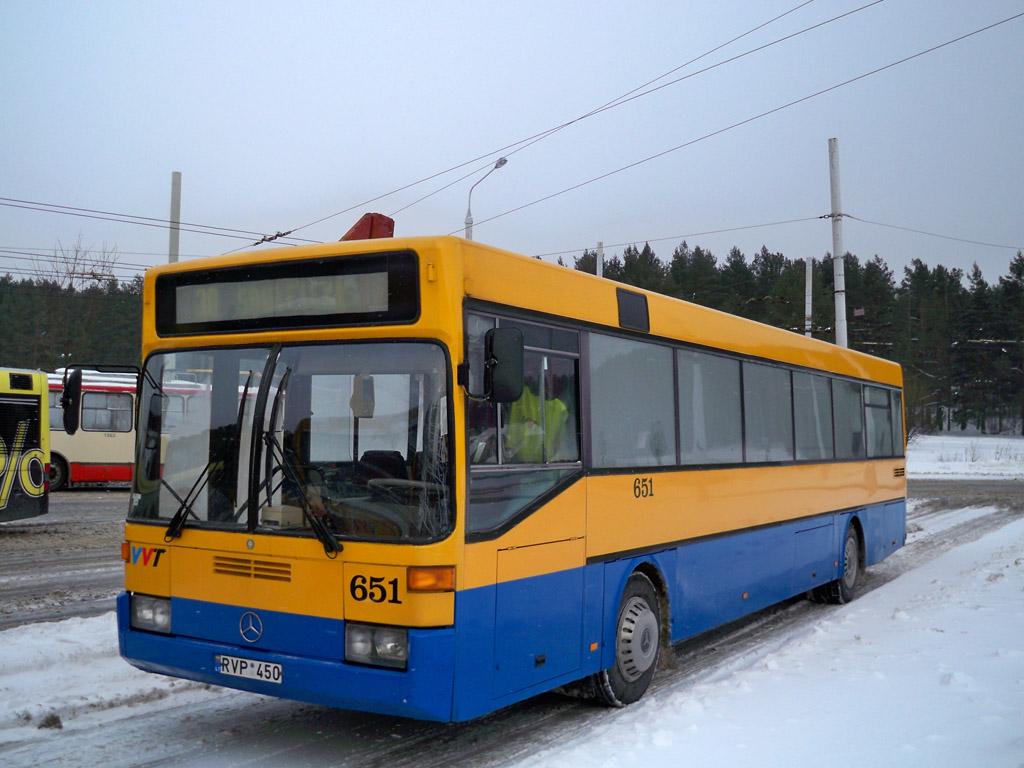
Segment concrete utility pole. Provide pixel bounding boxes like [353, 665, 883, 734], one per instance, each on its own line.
[828, 138, 848, 348]
[804, 257, 813, 337]
[168, 171, 182, 263]
[596, 241, 604, 278]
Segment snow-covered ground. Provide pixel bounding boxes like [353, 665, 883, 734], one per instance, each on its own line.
[1, 435, 1022, 767]
[906, 433, 1024, 480]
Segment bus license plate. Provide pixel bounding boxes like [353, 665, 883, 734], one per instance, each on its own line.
[215, 654, 282, 684]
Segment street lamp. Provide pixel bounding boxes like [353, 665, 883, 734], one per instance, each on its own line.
[464, 157, 507, 240]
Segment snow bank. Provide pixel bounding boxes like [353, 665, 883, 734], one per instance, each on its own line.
[907, 434, 1024, 480]
[0, 613, 229, 745]
[512, 514, 1024, 768]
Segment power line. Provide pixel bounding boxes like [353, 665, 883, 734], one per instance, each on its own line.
[387, 1, 848, 220]
[0, 197, 319, 246]
[534, 217, 824, 259]
[0, 247, 153, 273]
[463, 11, 1024, 236]
[846, 215, 1023, 252]
[283, 0, 835, 238]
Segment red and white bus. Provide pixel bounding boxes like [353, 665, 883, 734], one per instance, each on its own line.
[47, 369, 137, 490]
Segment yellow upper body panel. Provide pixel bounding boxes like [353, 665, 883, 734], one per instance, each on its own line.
[143, 235, 901, 386]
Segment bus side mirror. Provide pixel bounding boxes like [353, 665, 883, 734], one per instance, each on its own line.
[61, 367, 83, 435]
[485, 328, 524, 403]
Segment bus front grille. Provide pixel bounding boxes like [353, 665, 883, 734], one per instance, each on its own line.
[213, 555, 292, 582]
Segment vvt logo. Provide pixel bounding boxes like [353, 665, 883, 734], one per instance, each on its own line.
[131, 545, 167, 567]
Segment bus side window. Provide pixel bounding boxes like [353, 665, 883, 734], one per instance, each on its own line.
[49, 390, 64, 431]
[501, 352, 578, 465]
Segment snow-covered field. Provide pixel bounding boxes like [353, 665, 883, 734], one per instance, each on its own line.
[906, 433, 1024, 480]
[1, 435, 1022, 767]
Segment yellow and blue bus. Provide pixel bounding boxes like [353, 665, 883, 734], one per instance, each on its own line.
[112, 234, 905, 721]
[0, 368, 49, 522]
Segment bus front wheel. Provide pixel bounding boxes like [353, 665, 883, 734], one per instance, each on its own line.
[49, 456, 69, 492]
[595, 571, 661, 707]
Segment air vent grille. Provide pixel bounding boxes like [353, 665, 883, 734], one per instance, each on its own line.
[893, 467, 906, 478]
[213, 555, 291, 582]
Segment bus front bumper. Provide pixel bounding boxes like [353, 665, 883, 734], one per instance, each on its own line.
[115, 593, 457, 722]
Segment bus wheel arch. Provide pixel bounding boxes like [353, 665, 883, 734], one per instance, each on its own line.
[49, 454, 69, 492]
[595, 568, 663, 707]
[813, 516, 864, 605]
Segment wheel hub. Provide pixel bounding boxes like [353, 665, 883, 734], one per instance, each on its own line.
[616, 596, 659, 682]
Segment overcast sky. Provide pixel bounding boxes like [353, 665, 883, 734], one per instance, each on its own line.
[2, 0, 1022, 286]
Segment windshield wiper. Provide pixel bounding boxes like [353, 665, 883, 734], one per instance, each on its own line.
[163, 462, 213, 541]
[263, 428, 341, 557]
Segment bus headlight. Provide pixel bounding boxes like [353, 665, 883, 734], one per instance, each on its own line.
[131, 594, 172, 633]
[345, 623, 408, 669]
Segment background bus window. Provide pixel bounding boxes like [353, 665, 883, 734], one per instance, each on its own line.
[833, 379, 866, 459]
[162, 395, 186, 429]
[49, 390, 62, 429]
[81, 392, 133, 432]
[677, 349, 742, 465]
[794, 372, 835, 461]
[743, 362, 794, 463]
[589, 334, 675, 467]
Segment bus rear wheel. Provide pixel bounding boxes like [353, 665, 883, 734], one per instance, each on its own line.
[595, 571, 661, 707]
[49, 456, 69, 492]
[813, 523, 861, 605]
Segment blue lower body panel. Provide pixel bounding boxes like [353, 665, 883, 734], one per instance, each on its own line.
[118, 500, 906, 722]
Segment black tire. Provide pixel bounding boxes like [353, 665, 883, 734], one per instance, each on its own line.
[49, 456, 69, 492]
[594, 572, 661, 707]
[813, 523, 861, 604]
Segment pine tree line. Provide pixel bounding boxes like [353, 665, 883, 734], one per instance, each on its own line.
[569, 244, 1024, 436]
[1, 242, 1021, 436]
[0, 274, 143, 372]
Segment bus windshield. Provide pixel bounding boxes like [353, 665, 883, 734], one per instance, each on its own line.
[130, 342, 452, 543]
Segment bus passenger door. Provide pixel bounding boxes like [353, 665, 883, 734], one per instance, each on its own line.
[491, 485, 587, 699]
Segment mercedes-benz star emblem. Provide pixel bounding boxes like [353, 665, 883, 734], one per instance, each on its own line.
[239, 611, 263, 643]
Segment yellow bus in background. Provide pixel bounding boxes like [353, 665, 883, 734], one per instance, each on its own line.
[112, 234, 905, 721]
[0, 368, 49, 521]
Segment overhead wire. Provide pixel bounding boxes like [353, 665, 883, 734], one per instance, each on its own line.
[0, 197, 319, 247]
[461, 11, 1024, 236]
[845, 215, 1023, 252]
[387, 0, 843, 219]
[285, 0, 832, 237]
[0, 1, 873, 253]
[533, 217, 825, 259]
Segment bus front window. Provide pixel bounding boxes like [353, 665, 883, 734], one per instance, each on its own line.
[131, 342, 453, 543]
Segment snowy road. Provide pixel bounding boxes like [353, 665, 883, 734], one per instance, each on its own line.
[1, 455, 1022, 766]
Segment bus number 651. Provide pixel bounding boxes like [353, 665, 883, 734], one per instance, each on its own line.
[349, 574, 402, 604]
[633, 477, 654, 499]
